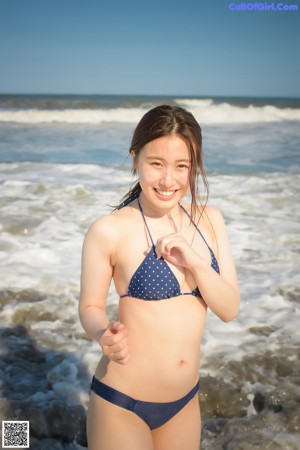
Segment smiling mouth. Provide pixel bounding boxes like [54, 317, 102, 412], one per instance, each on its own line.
[154, 189, 177, 197]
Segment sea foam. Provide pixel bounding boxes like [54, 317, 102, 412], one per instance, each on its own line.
[1, 99, 300, 124]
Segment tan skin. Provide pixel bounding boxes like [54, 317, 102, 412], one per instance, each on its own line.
[79, 135, 240, 450]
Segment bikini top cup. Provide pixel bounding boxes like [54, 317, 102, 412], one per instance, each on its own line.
[119, 199, 220, 301]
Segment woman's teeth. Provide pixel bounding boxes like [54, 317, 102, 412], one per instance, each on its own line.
[155, 190, 175, 196]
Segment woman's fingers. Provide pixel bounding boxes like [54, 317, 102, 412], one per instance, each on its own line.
[100, 321, 130, 364]
[156, 234, 189, 260]
[156, 233, 183, 257]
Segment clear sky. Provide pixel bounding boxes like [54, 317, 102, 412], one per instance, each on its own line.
[0, 0, 299, 97]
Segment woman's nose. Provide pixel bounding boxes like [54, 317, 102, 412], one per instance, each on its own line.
[159, 168, 175, 187]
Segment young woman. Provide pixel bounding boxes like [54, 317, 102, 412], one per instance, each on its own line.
[79, 105, 240, 450]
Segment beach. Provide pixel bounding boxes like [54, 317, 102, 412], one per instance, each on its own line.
[0, 94, 299, 449]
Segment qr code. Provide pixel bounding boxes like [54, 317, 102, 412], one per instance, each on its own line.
[2, 421, 29, 448]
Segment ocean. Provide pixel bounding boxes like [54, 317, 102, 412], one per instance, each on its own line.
[0, 94, 299, 449]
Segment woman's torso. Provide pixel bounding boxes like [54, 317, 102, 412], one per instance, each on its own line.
[95, 200, 217, 401]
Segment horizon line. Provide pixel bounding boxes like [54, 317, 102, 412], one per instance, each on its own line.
[0, 92, 300, 100]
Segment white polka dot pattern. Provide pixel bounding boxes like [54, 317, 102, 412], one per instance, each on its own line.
[126, 246, 181, 300]
[119, 198, 220, 301]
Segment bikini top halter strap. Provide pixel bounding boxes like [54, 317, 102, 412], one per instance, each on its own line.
[137, 198, 155, 246]
[137, 198, 212, 253]
[178, 203, 214, 252]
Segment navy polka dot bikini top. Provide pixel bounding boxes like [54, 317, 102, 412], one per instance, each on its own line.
[120, 199, 219, 301]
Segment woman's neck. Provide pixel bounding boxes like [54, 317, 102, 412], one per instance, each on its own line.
[138, 194, 183, 224]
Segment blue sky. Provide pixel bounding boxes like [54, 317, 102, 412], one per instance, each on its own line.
[0, 0, 299, 97]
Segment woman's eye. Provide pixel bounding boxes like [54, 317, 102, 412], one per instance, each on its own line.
[151, 162, 162, 167]
[178, 164, 189, 169]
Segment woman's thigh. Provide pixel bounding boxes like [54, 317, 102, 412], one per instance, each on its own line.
[151, 396, 201, 450]
[87, 392, 154, 450]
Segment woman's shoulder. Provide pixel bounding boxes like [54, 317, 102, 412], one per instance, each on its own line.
[181, 202, 226, 247]
[181, 201, 224, 224]
[85, 202, 139, 241]
[201, 204, 225, 226]
[196, 205, 228, 255]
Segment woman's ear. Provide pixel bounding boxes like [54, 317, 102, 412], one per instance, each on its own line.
[130, 150, 138, 174]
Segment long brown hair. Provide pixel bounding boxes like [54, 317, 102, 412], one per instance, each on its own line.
[119, 105, 208, 220]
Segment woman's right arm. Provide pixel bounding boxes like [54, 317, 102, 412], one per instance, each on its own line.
[79, 216, 114, 341]
[79, 216, 130, 364]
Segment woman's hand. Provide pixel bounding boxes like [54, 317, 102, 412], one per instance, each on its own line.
[99, 321, 130, 365]
[155, 233, 204, 271]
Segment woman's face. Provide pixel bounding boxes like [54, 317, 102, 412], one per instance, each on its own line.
[132, 134, 191, 212]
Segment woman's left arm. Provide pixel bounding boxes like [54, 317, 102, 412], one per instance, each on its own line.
[190, 207, 240, 322]
[156, 206, 240, 322]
